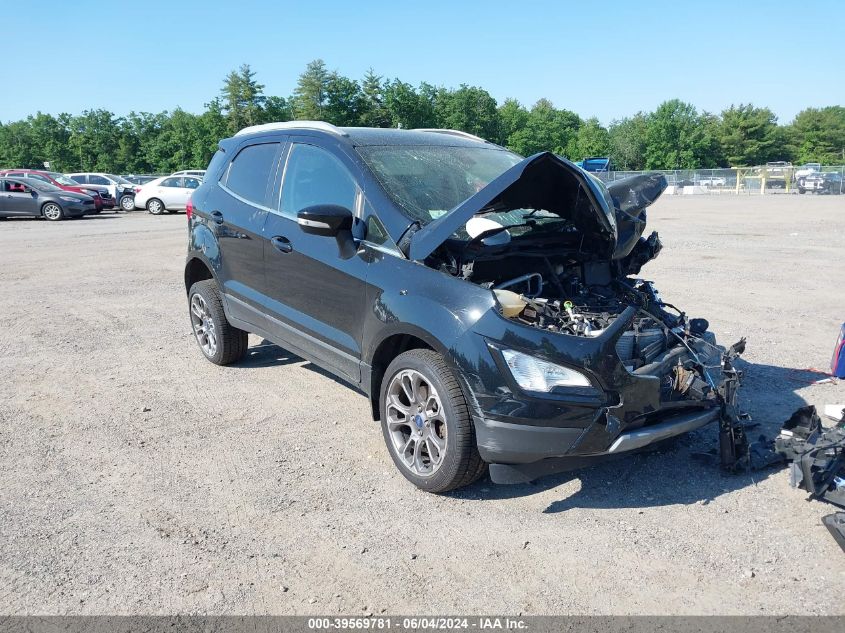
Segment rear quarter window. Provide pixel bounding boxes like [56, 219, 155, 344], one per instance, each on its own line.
[222, 143, 279, 207]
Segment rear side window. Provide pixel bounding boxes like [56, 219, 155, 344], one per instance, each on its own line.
[223, 143, 279, 207]
[280, 143, 356, 218]
[184, 177, 201, 189]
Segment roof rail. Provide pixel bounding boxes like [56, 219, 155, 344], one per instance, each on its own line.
[412, 128, 489, 143]
[234, 120, 348, 137]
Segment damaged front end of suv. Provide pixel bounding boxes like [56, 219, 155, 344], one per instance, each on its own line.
[402, 152, 747, 483]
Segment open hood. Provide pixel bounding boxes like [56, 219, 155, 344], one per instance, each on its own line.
[407, 152, 667, 262]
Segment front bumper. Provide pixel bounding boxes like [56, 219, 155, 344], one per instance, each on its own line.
[451, 305, 732, 481]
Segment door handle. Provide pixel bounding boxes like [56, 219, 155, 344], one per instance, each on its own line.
[210, 210, 224, 225]
[270, 236, 293, 253]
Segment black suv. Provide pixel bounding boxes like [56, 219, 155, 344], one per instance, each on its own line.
[185, 122, 743, 493]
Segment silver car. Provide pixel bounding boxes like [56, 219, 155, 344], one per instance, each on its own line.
[133, 175, 202, 214]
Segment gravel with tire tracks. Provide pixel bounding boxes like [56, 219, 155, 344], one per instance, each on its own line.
[0, 196, 843, 615]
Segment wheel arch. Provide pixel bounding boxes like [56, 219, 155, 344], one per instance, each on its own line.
[184, 255, 216, 294]
[367, 327, 453, 421]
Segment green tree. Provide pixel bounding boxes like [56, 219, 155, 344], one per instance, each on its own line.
[497, 98, 529, 147]
[573, 117, 610, 160]
[360, 69, 390, 127]
[261, 95, 291, 124]
[717, 104, 779, 166]
[220, 64, 266, 133]
[293, 59, 329, 120]
[506, 99, 581, 157]
[67, 109, 123, 171]
[383, 80, 436, 129]
[789, 106, 845, 163]
[644, 100, 720, 169]
[324, 72, 365, 126]
[434, 85, 500, 141]
[608, 114, 648, 170]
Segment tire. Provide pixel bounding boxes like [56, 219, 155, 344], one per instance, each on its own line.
[119, 195, 135, 211]
[42, 202, 64, 221]
[147, 198, 165, 215]
[379, 349, 486, 493]
[798, 188, 805, 194]
[188, 280, 248, 366]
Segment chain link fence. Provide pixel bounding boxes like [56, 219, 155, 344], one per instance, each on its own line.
[592, 165, 845, 195]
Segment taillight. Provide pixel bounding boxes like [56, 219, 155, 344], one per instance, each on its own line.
[186, 197, 193, 220]
[134, 186, 142, 193]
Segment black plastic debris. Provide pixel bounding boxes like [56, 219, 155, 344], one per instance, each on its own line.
[775, 405, 845, 508]
[822, 513, 845, 553]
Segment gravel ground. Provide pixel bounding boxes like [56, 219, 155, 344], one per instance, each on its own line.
[0, 194, 844, 616]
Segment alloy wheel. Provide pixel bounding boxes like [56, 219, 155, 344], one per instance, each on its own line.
[190, 294, 218, 357]
[43, 203, 62, 220]
[385, 369, 448, 477]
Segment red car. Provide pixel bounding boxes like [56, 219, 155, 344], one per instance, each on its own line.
[0, 169, 113, 212]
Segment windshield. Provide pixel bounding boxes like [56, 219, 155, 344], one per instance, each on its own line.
[24, 179, 62, 193]
[49, 173, 80, 186]
[357, 145, 522, 225]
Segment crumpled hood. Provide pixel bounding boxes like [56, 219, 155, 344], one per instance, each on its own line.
[407, 152, 666, 262]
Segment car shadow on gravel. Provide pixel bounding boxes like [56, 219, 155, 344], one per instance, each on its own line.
[236, 340, 366, 393]
[452, 360, 825, 511]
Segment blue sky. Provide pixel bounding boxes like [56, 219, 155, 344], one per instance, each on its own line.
[3, 0, 842, 124]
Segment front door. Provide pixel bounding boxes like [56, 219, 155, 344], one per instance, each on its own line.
[1, 180, 40, 216]
[261, 141, 367, 384]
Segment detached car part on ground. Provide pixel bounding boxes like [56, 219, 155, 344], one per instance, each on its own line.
[184, 125, 749, 493]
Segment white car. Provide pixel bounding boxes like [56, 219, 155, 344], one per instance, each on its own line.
[68, 173, 137, 209]
[133, 175, 202, 214]
[698, 175, 727, 187]
[171, 170, 206, 178]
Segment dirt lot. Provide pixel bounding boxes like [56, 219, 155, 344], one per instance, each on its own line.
[1, 194, 844, 615]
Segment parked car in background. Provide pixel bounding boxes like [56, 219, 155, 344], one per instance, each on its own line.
[795, 162, 821, 182]
[68, 173, 136, 210]
[0, 177, 96, 220]
[0, 169, 108, 212]
[123, 175, 158, 186]
[698, 175, 727, 187]
[171, 170, 206, 178]
[763, 161, 792, 188]
[575, 157, 613, 173]
[133, 175, 202, 214]
[799, 171, 843, 194]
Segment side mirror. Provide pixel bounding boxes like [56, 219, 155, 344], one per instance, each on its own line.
[297, 204, 357, 259]
[297, 204, 353, 237]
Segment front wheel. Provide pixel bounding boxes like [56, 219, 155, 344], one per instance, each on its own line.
[380, 349, 486, 493]
[42, 203, 64, 221]
[147, 198, 165, 215]
[188, 280, 248, 365]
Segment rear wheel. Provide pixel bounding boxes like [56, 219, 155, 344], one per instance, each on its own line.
[188, 280, 248, 366]
[147, 198, 165, 215]
[380, 349, 486, 493]
[119, 195, 135, 211]
[42, 203, 64, 221]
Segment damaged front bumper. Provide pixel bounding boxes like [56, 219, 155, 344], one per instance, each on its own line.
[451, 304, 744, 484]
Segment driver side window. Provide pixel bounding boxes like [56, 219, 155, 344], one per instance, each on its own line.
[279, 143, 357, 219]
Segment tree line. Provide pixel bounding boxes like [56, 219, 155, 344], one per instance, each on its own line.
[1, 60, 843, 174]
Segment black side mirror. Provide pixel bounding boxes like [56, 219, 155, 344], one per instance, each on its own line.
[297, 204, 357, 259]
[297, 204, 353, 237]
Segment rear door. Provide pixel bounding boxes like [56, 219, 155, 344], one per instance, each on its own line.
[260, 140, 367, 383]
[211, 140, 282, 325]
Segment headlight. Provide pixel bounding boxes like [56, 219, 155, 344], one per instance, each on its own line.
[501, 349, 591, 391]
[59, 196, 78, 202]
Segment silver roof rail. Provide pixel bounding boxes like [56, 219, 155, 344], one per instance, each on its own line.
[412, 128, 489, 143]
[234, 120, 348, 137]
